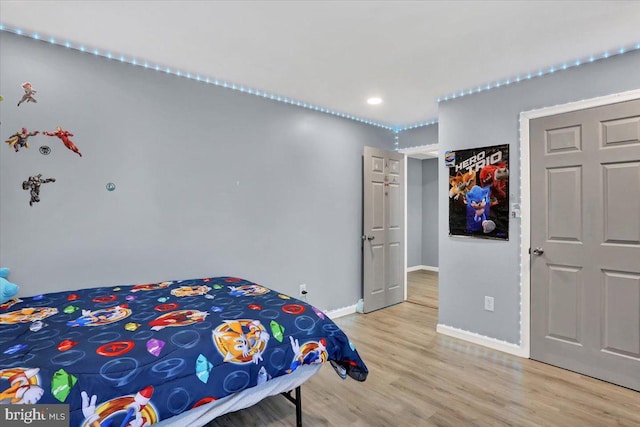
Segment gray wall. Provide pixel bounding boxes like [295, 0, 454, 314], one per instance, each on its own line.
[421, 158, 438, 267]
[438, 49, 640, 343]
[407, 158, 423, 267]
[397, 123, 438, 149]
[0, 32, 394, 311]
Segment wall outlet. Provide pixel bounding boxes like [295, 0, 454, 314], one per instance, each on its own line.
[299, 283, 307, 297]
[484, 296, 495, 312]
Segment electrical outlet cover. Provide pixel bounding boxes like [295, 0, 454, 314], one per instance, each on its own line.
[484, 296, 494, 312]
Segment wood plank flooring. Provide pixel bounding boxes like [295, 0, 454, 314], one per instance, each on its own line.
[407, 270, 439, 309]
[207, 302, 640, 426]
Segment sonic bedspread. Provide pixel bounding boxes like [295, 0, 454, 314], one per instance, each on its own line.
[0, 276, 368, 426]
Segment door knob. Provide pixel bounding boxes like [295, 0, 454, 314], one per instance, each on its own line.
[367, 235, 375, 241]
[532, 248, 544, 256]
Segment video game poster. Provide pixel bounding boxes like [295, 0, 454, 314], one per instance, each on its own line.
[448, 144, 509, 240]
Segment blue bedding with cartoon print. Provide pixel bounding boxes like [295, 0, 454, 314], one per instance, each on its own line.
[0, 277, 368, 426]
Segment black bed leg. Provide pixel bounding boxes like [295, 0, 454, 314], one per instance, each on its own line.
[281, 386, 303, 426]
[295, 386, 302, 427]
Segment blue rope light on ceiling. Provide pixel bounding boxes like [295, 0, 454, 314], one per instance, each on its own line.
[2, 24, 638, 133]
[394, 119, 438, 133]
[0, 24, 397, 131]
[437, 41, 640, 104]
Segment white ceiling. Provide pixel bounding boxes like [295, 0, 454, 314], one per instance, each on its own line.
[2, 1, 640, 128]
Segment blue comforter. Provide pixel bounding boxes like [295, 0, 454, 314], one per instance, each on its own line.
[0, 277, 367, 426]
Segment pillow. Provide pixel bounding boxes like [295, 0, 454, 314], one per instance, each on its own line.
[0, 268, 19, 304]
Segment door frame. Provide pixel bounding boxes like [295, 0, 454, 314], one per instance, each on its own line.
[404, 154, 408, 301]
[519, 88, 640, 359]
[399, 143, 439, 301]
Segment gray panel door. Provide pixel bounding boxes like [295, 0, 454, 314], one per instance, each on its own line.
[530, 98, 640, 391]
[363, 146, 405, 313]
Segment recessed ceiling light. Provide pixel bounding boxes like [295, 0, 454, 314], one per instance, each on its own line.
[367, 97, 383, 105]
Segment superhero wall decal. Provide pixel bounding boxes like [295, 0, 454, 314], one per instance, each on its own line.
[17, 82, 37, 107]
[4, 127, 82, 157]
[2, 79, 88, 206]
[43, 126, 82, 157]
[22, 174, 56, 207]
[4, 128, 39, 152]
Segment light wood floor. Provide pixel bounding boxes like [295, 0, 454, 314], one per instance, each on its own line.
[208, 302, 640, 426]
[407, 270, 439, 309]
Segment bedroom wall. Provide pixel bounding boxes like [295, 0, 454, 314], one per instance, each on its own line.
[396, 123, 438, 149]
[407, 158, 423, 267]
[0, 32, 394, 311]
[438, 49, 640, 344]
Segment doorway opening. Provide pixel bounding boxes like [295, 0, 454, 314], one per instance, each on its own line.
[400, 144, 439, 309]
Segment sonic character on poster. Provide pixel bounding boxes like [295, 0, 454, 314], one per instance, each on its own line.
[448, 144, 509, 240]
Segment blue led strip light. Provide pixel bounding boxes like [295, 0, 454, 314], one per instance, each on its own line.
[437, 41, 640, 103]
[4, 23, 637, 133]
[0, 24, 395, 131]
[394, 119, 438, 133]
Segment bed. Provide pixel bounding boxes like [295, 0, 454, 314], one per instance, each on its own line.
[0, 276, 368, 426]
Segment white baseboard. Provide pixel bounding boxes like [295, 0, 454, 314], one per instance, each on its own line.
[325, 304, 357, 319]
[407, 265, 439, 272]
[436, 324, 527, 358]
